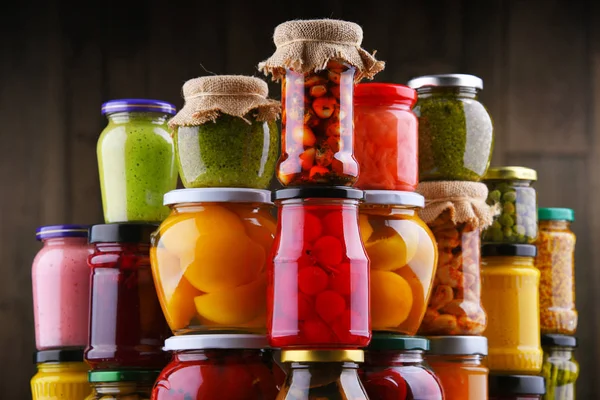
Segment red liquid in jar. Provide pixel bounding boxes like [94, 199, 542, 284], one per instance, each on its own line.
[268, 202, 370, 348]
[86, 243, 170, 369]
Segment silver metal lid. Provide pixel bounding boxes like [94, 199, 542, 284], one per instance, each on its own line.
[427, 336, 488, 356]
[407, 74, 483, 90]
[163, 334, 269, 351]
[363, 190, 425, 208]
[164, 188, 272, 206]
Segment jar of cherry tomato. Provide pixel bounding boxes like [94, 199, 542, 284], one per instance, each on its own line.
[278, 350, 369, 399]
[152, 334, 282, 400]
[426, 336, 489, 400]
[360, 191, 437, 335]
[86, 223, 170, 370]
[268, 187, 370, 348]
[151, 188, 274, 335]
[488, 375, 545, 400]
[86, 370, 158, 400]
[354, 83, 418, 191]
[278, 62, 358, 186]
[361, 335, 443, 400]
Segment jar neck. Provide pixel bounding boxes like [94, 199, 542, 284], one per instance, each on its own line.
[93, 242, 150, 253]
[545, 346, 575, 359]
[42, 237, 88, 247]
[365, 350, 425, 366]
[92, 381, 152, 394]
[417, 86, 479, 99]
[172, 202, 264, 214]
[482, 256, 535, 268]
[360, 204, 418, 217]
[427, 354, 485, 365]
[278, 198, 360, 207]
[174, 349, 265, 363]
[289, 361, 359, 371]
[107, 111, 169, 125]
[355, 99, 413, 110]
[37, 362, 87, 373]
[539, 220, 570, 230]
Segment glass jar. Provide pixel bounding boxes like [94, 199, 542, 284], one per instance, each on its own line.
[153, 334, 281, 399]
[31, 349, 92, 400]
[86, 370, 158, 400]
[483, 167, 538, 244]
[278, 350, 368, 399]
[175, 115, 278, 189]
[541, 334, 578, 400]
[361, 335, 443, 400]
[535, 208, 577, 335]
[354, 83, 418, 191]
[408, 74, 494, 182]
[488, 375, 545, 400]
[359, 191, 437, 335]
[278, 62, 358, 186]
[481, 244, 543, 374]
[32, 225, 91, 350]
[269, 187, 370, 348]
[426, 336, 489, 400]
[86, 223, 170, 370]
[151, 188, 274, 334]
[418, 211, 486, 335]
[98, 99, 178, 223]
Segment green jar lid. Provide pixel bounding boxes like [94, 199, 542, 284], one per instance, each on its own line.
[538, 208, 575, 222]
[88, 370, 160, 383]
[367, 334, 429, 351]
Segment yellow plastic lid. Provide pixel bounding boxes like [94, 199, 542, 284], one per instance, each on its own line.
[280, 350, 364, 363]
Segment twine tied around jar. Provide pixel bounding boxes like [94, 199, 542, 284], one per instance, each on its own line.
[416, 181, 499, 229]
[258, 19, 385, 82]
[168, 75, 281, 128]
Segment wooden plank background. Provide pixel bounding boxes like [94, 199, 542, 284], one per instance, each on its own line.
[1, 0, 596, 397]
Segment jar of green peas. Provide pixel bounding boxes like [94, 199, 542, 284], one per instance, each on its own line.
[482, 167, 538, 244]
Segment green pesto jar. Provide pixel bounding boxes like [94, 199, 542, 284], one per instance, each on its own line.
[408, 74, 494, 182]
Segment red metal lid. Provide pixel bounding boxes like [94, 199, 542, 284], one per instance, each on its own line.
[354, 83, 417, 106]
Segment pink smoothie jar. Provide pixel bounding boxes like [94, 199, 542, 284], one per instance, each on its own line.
[32, 225, 92, 350]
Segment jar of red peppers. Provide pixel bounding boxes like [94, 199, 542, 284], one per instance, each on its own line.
[86, 223, 170, 370]
[152, 334, 282, 400]
[488, 375, 545, 400]
[360, 335, 443, 400]
[354, 83, 418, 191]
[426, 336, 489, 400]
[268, 187, 370, 348]
[278, 350, 369, 399]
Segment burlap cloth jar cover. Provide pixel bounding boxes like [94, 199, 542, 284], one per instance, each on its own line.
[416, 181, 497, 335]
[258, 19, 385, 81]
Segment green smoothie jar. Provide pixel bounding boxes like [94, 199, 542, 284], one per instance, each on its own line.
[98, 99, 178, 223]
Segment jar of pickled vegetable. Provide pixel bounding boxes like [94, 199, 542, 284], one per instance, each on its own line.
[86, 223, 170, 370]
[488, 375, 545, 400]
[541, 334, 578, 400]
[269, 187, 370, 348]
[278, 350, 368, 399]
[359, 191, 437, 335]
[31, 349, 92, 400]
[153, 334, 282, 400]
[483, 167, 538, 243]
[408, 74, 494, 182]
[426, 336, 489, 400]
[418, 211, 486, 335]
[32, 225, 91, 350]
[98, 99, 178, 223]
[86, 370, 158, 400]
[535, 208, 577, 335]
[354, 83, 418, 191]
[360, 335, 443, 400]
[151, 188, 274, 335]
[278, 62, 358, 186]
[481, 244, 542, 374]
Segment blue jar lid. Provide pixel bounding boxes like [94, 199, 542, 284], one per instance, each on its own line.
[36, 224, 89, 241]
[101, 99, 177, 116]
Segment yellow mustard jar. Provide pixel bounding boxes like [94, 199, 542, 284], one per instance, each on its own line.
[31, 349, 91, 400]
[481, 244, 543, 374]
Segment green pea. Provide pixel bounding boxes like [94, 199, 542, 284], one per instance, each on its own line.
[503, 202, 516, 214]
[488, 189, 501, 203]
[503, 226, 514, 238]
[513, 225, 526, 235]
[499, 213, 515, 227]
[502, 191, 517, 202]
[497, 182, 512, 193]
[489, 227, 504, 242]
[491, 220, 502, 230]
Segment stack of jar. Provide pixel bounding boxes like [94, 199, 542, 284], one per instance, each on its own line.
[406, 74, 494, 400]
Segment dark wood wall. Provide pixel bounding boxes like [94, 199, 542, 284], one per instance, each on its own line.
[1, 0, 597, 398]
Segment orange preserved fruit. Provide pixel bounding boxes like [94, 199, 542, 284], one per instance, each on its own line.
[183, 233, 263, 293]
[194, 275, 267, 325]
[233, 206, 276, 260]
[396, 266, 426, 335]
[371, 270, 413, 328]
[358, 214, 373, 242]
[366, 224, 419, 271]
